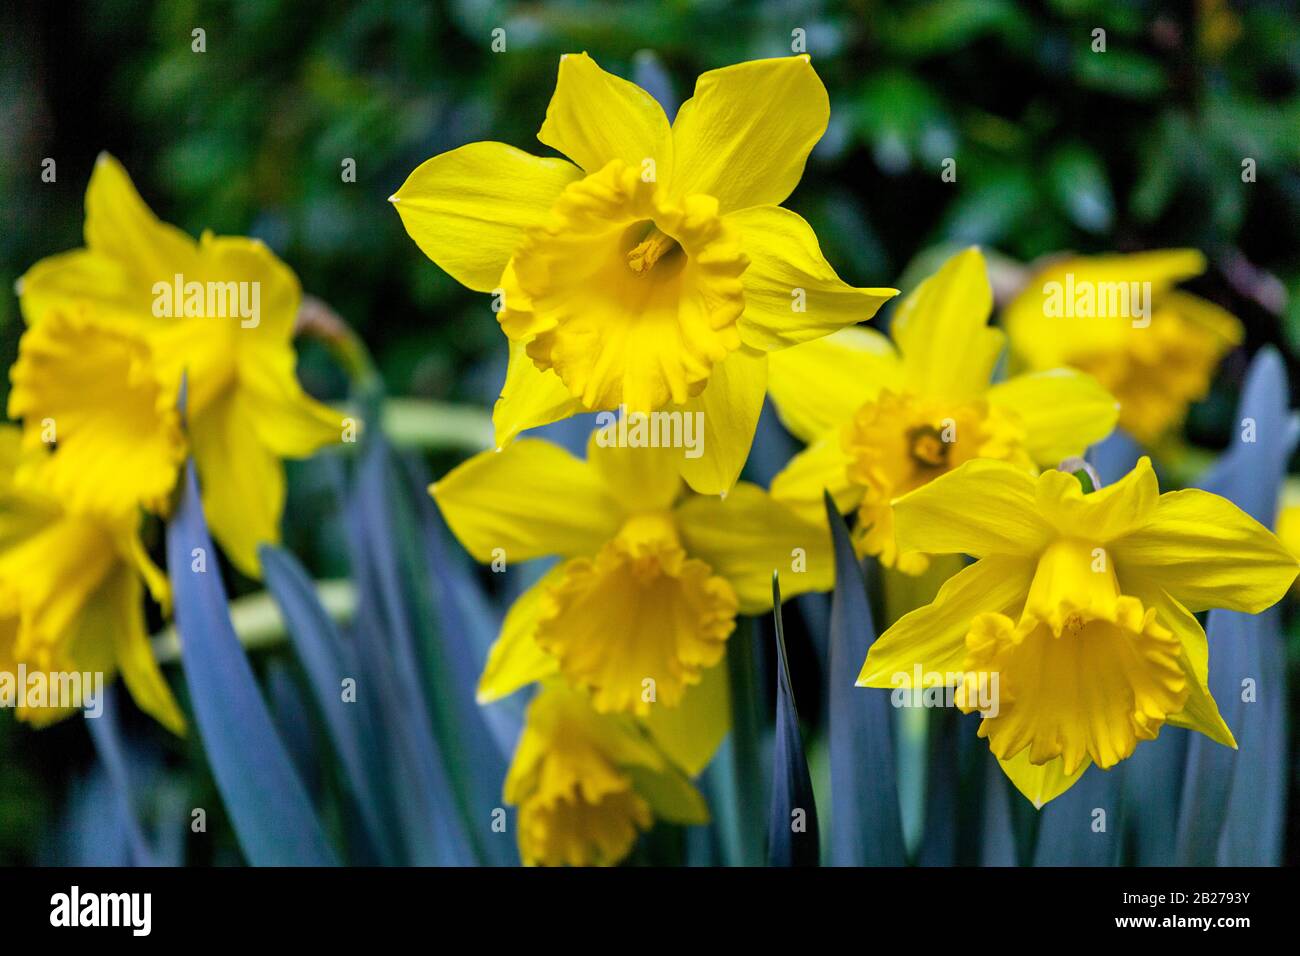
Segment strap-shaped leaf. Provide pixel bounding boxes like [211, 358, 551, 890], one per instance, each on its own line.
[167, 459, 337, 866]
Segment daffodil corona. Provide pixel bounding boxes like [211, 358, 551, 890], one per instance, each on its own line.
[1004, 250, 1242, 445]
[858, 457, 1297, 806]
[767, 247, 1119, 573]
[392, 53, 896, 494]
[506, 681, 707, 866]
[433, 434, 832, 730]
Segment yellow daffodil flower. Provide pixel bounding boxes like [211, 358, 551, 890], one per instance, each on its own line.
[767, 247, 1119, 573]
[857, 457, 1297, 806]
[17, 154, 348, 577]
[8, 306, 185, 517]
[506, 680, 708, 866]
[391, 53, 896, 494]
[433, 434, 830, 719]
[0, 427, 183, 733]
[1004, 250, 1243, 445]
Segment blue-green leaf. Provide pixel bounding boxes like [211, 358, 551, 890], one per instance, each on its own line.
[260, 543, 402, 864]
[84, 685, 159, 867]
[1180, 347, 1295, 866]
[703, 618, 765, 867]
[825, 494, 905, 865]
[166, 459, 337, 866]
[401, 455, 516, 865]
[978, 754, 1017, 866]
[767, 573, 820, 867]
[1032, 764, 1123, 866]
[345, 437, 477, 865]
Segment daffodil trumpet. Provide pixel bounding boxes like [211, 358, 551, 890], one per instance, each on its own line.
[505, 680, 708, 866]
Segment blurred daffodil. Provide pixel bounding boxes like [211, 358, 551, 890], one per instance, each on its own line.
[392, 53, 896, 494]
[0, 427, 183, 733]
[1004, 250, 1242, 446]
[433, 435, 830, 718]
[8, 307, 185, 517]
[506, 680, 708, 866]
[858, 457, 1297, 806]
[768, 247, 1118, 573]
[17, 154, 348, 577]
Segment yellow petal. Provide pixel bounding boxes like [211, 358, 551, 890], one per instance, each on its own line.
[769, 434, 863, 524]
[1276, 480, 1300, 560]
[241, 347, 349, 458]
[83, 152, 198, 282]
[1112, 488, 1298, 613]
[891, 459, 1052, 558]
[767, 325, 901, 442]
[891, 247, 1002, 401]
[670, 55, 827, 213]
[676, 346, 767, 495]
[18, 249, 147, 331]
[640, 657, 729, 776]
[477, 567, 563, 703]
[190, 389, 284, 579]
[857, 554, 1036, 686]
[1006, 249, 1208, 364]
[1034, 455, 1160, 543]
[985, 369, 1119, 467]
[100, 564, 185, 735]
[1134, 586, 1235, 748]
[17, 596, 115, 728]
[391, 142, 582, 292]
[432, 440, 624, 563]
[143, 231, 307, 422]
[0, 513, 117, 657]
[7, 309, 185, 517]
[725, 205, 896, 352]
[623, 761, 710, 826]
[587, 431, 683, 513]
[194, 233, 302, 340]
[492, 340, 586, 447]
[538, 53, 673, 178]
[996, 750, 1090, 808]
[676, 482, 832, 614]
[1161, 289, 1245, 345]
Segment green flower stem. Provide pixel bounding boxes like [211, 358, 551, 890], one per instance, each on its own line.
[151, 579, 355, 666]
[379, 398, 494, 453]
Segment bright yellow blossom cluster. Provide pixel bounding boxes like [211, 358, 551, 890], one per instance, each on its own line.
[768, 246, 1118, 572]
[6, 155, 348, 732]
[394, 53, 1287, 859]
[401, 52, 867, 864]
